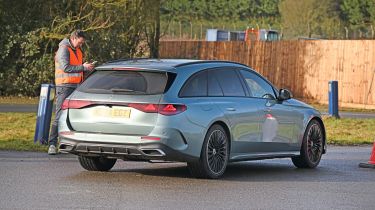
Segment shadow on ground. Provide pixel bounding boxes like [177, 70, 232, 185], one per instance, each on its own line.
[66, 158, 372, 183]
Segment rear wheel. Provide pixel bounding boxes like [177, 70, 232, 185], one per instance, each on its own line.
[188, 124, 229, 179]
[78, 156, 117, 171]
[292, 120, 324, 168]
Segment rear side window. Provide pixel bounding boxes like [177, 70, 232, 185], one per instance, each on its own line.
[179, 71, 207, 97]
[179, 68, 247, 97]
[212, 69, 245, 97]
[77, 70, 172, 95]
[208, 71, 223, 96]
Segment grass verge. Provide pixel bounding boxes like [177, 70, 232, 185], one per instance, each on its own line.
[0, 96, 39, 104]
[323, 116, 375, 145]
[0, 113, 374, 151]
[0, 113, 46, 151]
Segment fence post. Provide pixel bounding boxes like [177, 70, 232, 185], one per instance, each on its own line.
[345, 27, 348, 39]
[190, 21, 193, 40]
[200, 23, 203, 40]
[328, 81, 340, 118]
[179, 21, 182, 39]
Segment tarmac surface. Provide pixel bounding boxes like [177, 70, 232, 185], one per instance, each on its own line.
[0, 104, 39, 113]
[0, 146, 375, 210]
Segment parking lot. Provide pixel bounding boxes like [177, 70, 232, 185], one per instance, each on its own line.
[1, 146, 374, 210]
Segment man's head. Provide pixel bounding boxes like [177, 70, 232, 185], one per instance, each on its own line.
[70, 29, 86, 48]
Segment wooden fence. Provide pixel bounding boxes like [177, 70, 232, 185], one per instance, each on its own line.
[159, 40, 375, 109]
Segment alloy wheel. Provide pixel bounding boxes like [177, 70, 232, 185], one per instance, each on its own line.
[306, 124, 323, 164]
[206, 129, 228, 175]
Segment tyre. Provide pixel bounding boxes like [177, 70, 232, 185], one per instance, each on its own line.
[78, 156, 117, 171]
[188, 124, 229, 179]
[292, 119, 324, 168]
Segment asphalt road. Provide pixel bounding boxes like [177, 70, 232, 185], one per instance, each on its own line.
[0, 104, 39, 113]
[1, 146, 375, 210]
[1, 104, 375, 118]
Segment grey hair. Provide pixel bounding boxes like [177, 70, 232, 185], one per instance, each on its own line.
[70, 29, 86, 39]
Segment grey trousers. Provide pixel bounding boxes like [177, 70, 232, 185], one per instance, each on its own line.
[48, 86, 75, 146]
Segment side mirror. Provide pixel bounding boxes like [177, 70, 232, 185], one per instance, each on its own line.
[278, 89, 292, 101]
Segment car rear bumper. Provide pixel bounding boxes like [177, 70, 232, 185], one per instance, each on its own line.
[59, 138, 198, 162]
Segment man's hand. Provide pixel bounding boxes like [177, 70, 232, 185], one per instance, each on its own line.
[83, 62, 94, 71]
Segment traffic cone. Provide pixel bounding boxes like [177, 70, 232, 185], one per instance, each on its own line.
[359, 141, 375, 168]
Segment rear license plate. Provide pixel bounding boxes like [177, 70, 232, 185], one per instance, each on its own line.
[93, 108, 131, 118]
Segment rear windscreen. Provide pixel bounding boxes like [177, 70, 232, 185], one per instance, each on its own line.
[77, 70, 174, 95]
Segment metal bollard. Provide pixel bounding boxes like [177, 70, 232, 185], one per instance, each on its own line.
[34, 84, 55, 144]
[328, 81, 340, 118]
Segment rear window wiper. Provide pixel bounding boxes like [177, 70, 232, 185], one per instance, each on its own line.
[79, 88, 111, 94]
[111, 88, 134, 92]
[110, 88, 146, 94]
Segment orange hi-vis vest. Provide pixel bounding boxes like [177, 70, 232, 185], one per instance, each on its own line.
[55, 46, 83, 85]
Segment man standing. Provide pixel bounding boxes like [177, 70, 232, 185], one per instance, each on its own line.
[48, 30, 94, 155]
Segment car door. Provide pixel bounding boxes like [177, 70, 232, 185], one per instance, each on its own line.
[208, 68, 264, 157]
[239, 69, 297, 152]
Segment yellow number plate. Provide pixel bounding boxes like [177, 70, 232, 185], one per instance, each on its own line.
[93, 108, 131, 118]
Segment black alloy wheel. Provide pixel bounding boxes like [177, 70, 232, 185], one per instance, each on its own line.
[292, 119, 324, 168]
[206, 129, 228, 174]
[188, 124, 229, 179]
[306, 123, 323, 164]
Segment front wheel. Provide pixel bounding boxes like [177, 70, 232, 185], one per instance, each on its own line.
[188, 124, 229, 179]
[78, 156, 117, 171]
[292, 120, 324, 168]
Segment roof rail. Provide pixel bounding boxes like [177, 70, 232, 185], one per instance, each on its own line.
[105, 58, 151, 64]
[174, 60, 248, 68]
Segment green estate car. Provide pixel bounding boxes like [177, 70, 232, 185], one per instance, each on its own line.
[58, 59, 326, 179]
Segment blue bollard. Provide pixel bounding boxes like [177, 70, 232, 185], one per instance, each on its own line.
[34, 84, 55, 144]
[328, 81, 339, 118]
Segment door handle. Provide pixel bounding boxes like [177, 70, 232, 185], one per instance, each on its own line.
[226, 107, 236, 111]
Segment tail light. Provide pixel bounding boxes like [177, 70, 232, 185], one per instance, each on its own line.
[128, 103, 158, 113]
[62, 99, 186, 116]
[128, 103, 186, 115]
[158, 104, 186, 115]
[141, 136, 161, 141]
[61, 99, 93, 110]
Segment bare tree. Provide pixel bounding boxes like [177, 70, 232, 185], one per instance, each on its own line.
[143, 0, 161, 58]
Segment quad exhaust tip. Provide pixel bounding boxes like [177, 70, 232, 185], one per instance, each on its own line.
[141, 149, 166, 157]
[59, 143, 166, 157]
